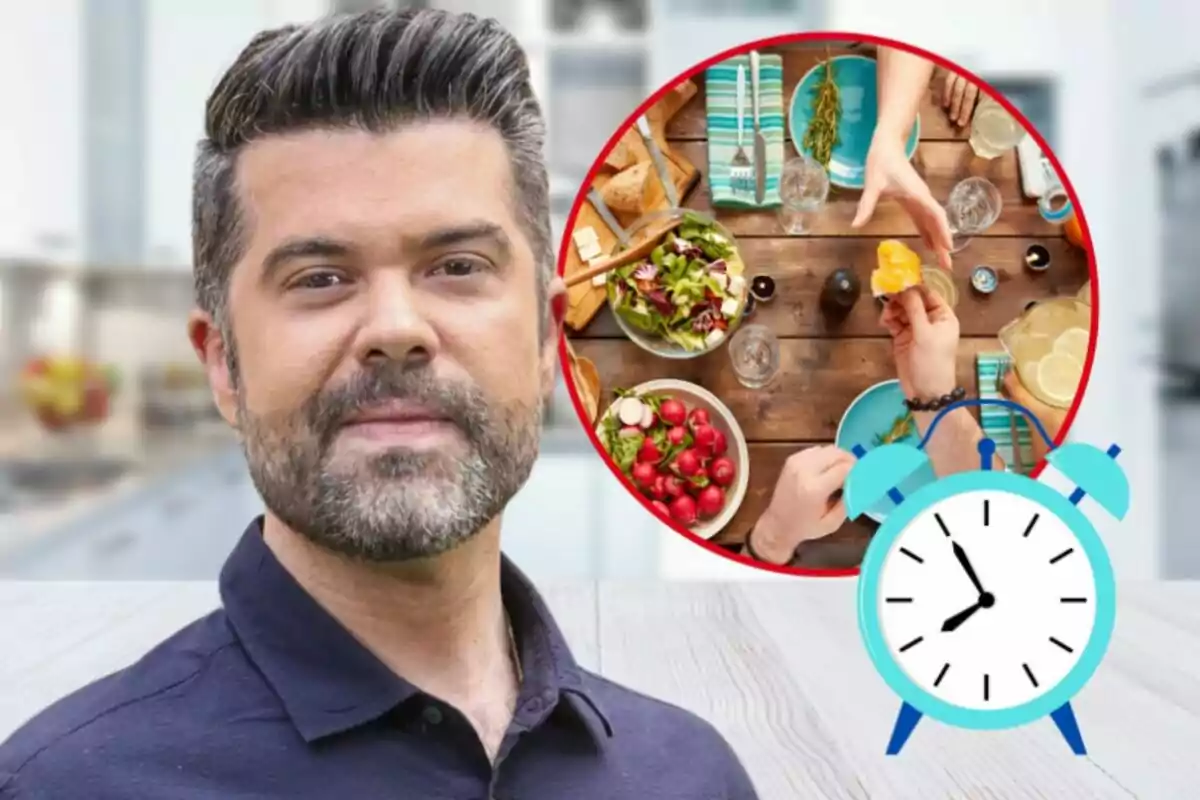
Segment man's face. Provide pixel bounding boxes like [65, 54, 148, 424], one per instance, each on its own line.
[195, 121, 558, 561]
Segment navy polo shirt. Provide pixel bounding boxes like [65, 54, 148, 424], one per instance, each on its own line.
[0, 520, 758, 799]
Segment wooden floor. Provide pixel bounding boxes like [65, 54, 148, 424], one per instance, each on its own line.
[1, 581, 1195, 798]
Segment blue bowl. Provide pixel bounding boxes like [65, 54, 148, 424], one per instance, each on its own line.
[788, 55, 920, 189]
[835, 379, 936, 523]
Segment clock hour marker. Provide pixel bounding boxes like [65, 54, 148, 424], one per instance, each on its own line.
[1050, 636, 1074, 653]
[900, 547, 924, 564]
[1022, 513, 1040, 538]
[933, 662, 950, 687]
[935, 513, 951, 537]
[1060, 597, 1088, 603]
[1049, 548, 1075, 565]
[983, 674, 990, 701]
[1023, 663, 1039, 687]
[899, 636, 924, 653]
[983, 499, 989, 527]
[885, 597, 913, 603]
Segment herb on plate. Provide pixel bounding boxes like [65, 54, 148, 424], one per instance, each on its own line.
[801, 52, 841, 170]
[874, 410, 916, 446]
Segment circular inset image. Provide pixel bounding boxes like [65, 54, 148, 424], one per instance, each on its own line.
[558, 33, 1098, 576]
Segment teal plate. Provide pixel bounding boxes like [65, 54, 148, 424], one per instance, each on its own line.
[835, 379, 935, 523]
[788, 54, 920, 189]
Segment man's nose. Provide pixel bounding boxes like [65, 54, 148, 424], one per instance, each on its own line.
[355, 275, 439, 367]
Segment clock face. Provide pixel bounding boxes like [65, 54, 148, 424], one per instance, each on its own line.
[876, 488, 1097, 712]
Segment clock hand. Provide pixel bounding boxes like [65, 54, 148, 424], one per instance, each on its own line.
[941, 600, 983, 632]
[952, 541, 987, 597]
[940, 590, 996, 632]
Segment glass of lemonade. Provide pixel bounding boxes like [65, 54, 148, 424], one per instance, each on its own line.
[969, 95, 1028, 159]
[999, 298, 1091, 409]
[778, 155, 830, 235]
[945, 176, 1003, 253]
[729, 324, 781, 389]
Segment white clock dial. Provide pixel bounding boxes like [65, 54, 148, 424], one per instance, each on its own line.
[877, 488, 1097, 711]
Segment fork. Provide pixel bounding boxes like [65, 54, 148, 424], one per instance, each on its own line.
[729, 63, 753, 197]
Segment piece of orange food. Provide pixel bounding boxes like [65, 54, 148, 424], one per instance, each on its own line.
[871, 240, 924, 297]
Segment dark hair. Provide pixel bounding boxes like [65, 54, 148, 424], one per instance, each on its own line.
[192, 8, 551, 336]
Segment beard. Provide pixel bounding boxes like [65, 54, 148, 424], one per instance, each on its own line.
[236, 361, 543, 562]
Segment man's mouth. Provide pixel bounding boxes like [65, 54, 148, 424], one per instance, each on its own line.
[337, 402, 460, 448]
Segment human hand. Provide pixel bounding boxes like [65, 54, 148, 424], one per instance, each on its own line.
[748, 446, 856, 565]
[852, 135, 954, 271]
[940, 70, 980, 128]
[880, 286, 960, 402]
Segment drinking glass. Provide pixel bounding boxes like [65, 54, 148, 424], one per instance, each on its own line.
[945, 177, 1003, 253]
[778, 155, 830, 235]
[969, 95, 1027, 159]
[728, 324, 780, 389]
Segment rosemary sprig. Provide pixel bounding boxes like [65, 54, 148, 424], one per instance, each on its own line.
[802, 50, 841, 169]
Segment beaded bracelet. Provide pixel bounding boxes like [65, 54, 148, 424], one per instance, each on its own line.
[904, 386, 967, 413]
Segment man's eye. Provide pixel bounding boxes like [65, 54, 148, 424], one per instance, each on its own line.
[291, 271, 348, 290]
[430, 258, 489, 278]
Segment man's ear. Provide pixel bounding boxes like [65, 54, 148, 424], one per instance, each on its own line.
[539, 277, 568, 398]
[187, 309, 239, 428]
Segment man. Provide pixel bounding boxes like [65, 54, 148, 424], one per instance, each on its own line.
[746, 285, 1001, 565]
[0, 10, 758, 798]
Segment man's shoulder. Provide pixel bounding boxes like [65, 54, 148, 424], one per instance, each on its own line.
[578, 669, 757, 792]
[0, 610, 245, 794]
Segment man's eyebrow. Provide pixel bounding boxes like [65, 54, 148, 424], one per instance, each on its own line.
[415, 222, 512, 259]
[261, 237, 353, 281]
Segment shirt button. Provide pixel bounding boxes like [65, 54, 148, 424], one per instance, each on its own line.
[422, 705, 444, 725]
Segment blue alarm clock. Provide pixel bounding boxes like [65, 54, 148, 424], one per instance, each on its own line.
[845, 398, 1129, 757]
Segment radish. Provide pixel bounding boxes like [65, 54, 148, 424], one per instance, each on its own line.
[638, 437, 662, 463]
[674, 448, 701, 477]
[666, 426, 688, 446]
[639, 403, 656, 429]
[669, 495, 698, 526]
[650, 474, 668, 501]
[697, 485, 725, 519]
[618, 426, 642, 439]
[663, 475, 685, 498]
[630, 462, 656, 488]
[710, 456, 736, 487]
[617, 397, 646, 427]
[659, 398, 687, 427]
[688, 408, 710, 430]
[692, 424, 717, 454]
[710, 429, 728, 456]
[651, 500, 671, 518]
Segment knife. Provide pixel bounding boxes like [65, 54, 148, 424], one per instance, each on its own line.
[750, 50, 767, 204]
[635, 115, 679, 209]
[587, 187, 630, 247]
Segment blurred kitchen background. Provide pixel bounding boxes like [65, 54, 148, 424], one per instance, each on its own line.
[0, 0, 1187, 581]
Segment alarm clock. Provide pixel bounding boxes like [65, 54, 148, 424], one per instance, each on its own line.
[845, 398, 1129, 757]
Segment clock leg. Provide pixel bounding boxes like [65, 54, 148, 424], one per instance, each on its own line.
[886, 702, 923, 755]
[1050, 702, 1087, 755]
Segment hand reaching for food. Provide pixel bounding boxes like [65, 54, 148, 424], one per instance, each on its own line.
[879, 286, 960, 403]
[745, 445, 856, 565]
[940, 70, 980, 128]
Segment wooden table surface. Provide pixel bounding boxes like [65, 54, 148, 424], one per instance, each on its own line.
[1, 580, 1195, 798]
[569, 44, 1088, 569]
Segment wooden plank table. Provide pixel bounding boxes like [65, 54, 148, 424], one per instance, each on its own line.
[568, 43, 1088, 570]
[2, 581, 1196, 798]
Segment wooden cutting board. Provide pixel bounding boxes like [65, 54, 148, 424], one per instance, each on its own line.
[563, 80, 702, 332]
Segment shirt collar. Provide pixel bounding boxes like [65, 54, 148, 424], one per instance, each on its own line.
[219, 518, 612, 743]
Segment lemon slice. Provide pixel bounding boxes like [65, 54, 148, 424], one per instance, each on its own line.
[1053, 327, 1089, 362]
[1036, 353, 1084, 406]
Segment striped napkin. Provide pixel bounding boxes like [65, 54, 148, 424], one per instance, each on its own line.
[977, 353, 1036, 474]
[704, 53, 785, 209]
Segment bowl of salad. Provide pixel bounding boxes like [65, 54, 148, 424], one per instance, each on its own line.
[596, 379, 750, 539]
[605, 209, 749, 359]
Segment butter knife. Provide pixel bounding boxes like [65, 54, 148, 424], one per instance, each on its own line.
[635, 115, 679, 209]
[587, 187, 630, 246]
[750, 50, 767, 204]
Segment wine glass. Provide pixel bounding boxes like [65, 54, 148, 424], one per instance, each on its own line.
[728, 324, 780, 389]
[778, 155, 830, 235]
[945, 176, 1002, 253]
